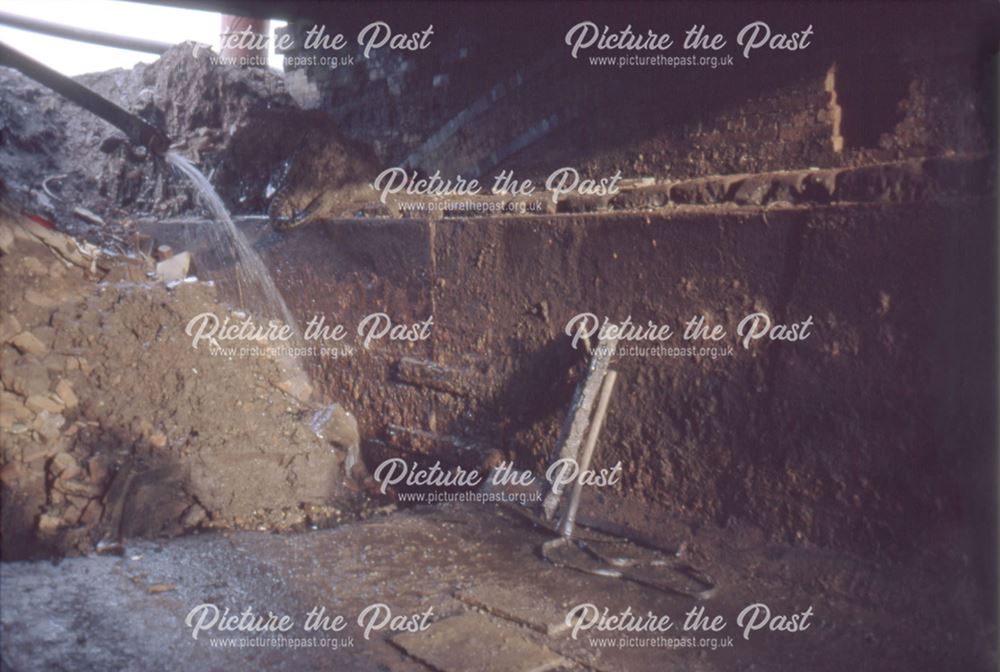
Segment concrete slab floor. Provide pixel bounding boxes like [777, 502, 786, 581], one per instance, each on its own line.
[0, 503, 992, 671]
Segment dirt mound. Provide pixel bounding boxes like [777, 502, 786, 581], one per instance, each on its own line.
[0, 210, 361, 560]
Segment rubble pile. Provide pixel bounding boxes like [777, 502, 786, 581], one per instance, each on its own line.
[0, 43, 350, 245]
[0, 210, 353, 559]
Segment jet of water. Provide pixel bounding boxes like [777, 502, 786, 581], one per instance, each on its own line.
[165, 150, 301, 337]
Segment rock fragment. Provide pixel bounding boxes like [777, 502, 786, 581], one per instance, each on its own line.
[33, 411, 65, 442]
[180, 503, 207, 528]
[49, 451, 79, 480]
[155, 251, 191, 283]
[24, 288, 60, 308]
[54, 379, 78, 409]
[11, 331, 47, 355]
[2, 357, 50, 396]
[0, 223, 14, 254]
[25, 394, 64, 414]
[0, 314, 22, 342]
[0, 392, 33, 429]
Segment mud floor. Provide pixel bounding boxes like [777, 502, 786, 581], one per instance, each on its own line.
[1, 503, 992, 672]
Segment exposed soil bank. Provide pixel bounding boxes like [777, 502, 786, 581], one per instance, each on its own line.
[151, 195, 994, 580]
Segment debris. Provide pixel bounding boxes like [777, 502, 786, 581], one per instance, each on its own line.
[36, 513, 63, 534]
[0, 392, 33, 429]
[25, 393, 64, 414]
[2, 357, 51, 396]
[79, 500, 104, 526]
[8, 209, 105, 271]
[24, 213, 54, 230]
[180, 503, 207, 528]
[54, 379, 78, 409]
[72, 207, 105, 226]
[11, 331, 47, 356]
[394, 357, 475, 396]
[0, 214, 354, 558]
[87, 454, 109, 485]
[41, 174, 66, 203]
[20, 443, 56, 463]
[49, 452, 80, 480]
[0, 314, 22, 342]
[0, 223, 14, 254]
[33, 411, 65, 442]
[147, 583, 176, 594]
[155, 250, 191, 282]
[95, 538, 125, 556]
[53, 478, 103, 498]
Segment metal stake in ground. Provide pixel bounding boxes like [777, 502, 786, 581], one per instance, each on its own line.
[560, 369, 618, 539]
[542, 335, 618, 520]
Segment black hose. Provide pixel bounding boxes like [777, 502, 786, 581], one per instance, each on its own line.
[0, 40, 171, 155]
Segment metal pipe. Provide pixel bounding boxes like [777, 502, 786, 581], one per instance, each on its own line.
[0, 40, 171, 155]
[560, 369, 618, 539]
[0, 10, 172, 55]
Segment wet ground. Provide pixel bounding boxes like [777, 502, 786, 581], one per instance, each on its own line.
[2, 503, 993, 672]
